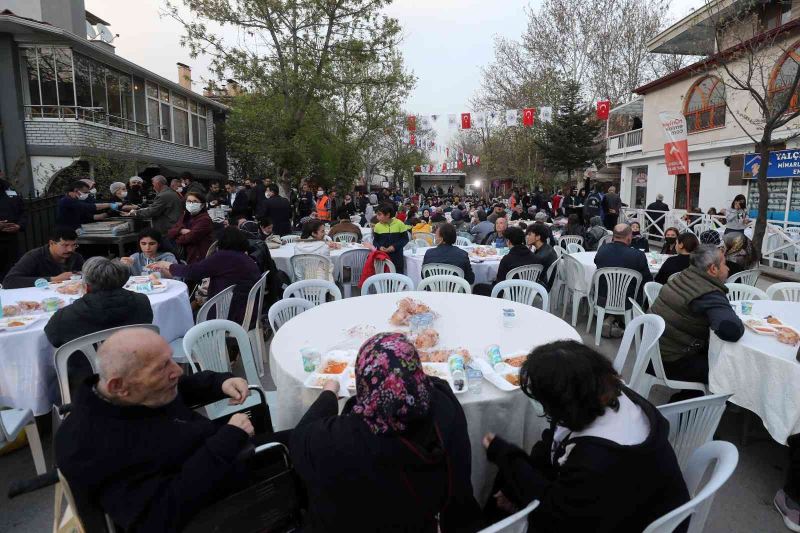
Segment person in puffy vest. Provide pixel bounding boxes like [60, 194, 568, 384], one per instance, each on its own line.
[315, 187, 331, 221]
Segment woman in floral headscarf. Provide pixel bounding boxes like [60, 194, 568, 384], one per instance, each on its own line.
[289, 332, 482, 532]
[699, 229, 746, 276]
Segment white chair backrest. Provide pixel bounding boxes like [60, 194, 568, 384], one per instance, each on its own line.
[644, 281, 663, 308]
[283, 279, 342, 305]
[412, 232, 435, 246]
[724, 282, 768, 302]
[591, 267, 643, 313]
[566, 242, 585, 254]
[455, 236, 472, 246]
[240, 272, 268, 331]
[507, 264, 544, 282]
[196, 285, 235, 323]
[417, 274, 471, 294]
[332, 232, 358, 243]
[337, 248, 370, 285]
[478, 500, 539, 533]
[628, 297, 646, 319]
[545, 257, 560, 286]
[657, 393, 732, 472]
[414, 238, 431, 247]
[767, 281, 800, 302]
[422, 263, 465, 279]
[643, 441, 738, 533]
[268, 298, 314, 332]
[281, 234, 300, 244]
[558, 235, 583, 248]
[562, 254, 589, 293]
[597, 234, 613, 248]
[491, 280, 549, 311]
[612, 313, 664, 395]
[54, 324, 160, 405]
[361, 273, 415, 295]
[457, 231, 474, 243]
[726, 268, 760, 286]
[291, 253, 333, 282]
[373, 258, 397, 274]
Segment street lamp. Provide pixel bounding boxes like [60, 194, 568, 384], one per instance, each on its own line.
[473, 179, 481, 188]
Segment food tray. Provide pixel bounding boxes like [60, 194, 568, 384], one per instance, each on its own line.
[124, 278, 170, 294]
[302, 350, 356, 396]
[422, 362, 467, 395]
[744, 318, 800, 345]
[0, 315, 45, 331]
[472, 352, 523, 392]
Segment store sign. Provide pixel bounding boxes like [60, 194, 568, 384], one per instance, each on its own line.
[744, 149, 800, 179]
[659, 112, 690, 175]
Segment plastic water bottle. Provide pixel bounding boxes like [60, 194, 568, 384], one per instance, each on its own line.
[411, 240, 418, 255]
[448, 353, 466, 392]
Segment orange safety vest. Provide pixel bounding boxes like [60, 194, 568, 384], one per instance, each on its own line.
[316, 195, 331, 221]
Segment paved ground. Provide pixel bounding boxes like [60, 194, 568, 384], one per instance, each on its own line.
[0, 275, 791, 532]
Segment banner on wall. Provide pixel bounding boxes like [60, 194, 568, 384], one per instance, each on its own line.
[658, 111, 689, 175]
[743, 149, 800, 179]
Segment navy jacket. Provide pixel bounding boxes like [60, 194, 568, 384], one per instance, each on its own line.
[594, 241, 653, 307]
[422, 244, 475, 284]
[57, 196, 96, 230]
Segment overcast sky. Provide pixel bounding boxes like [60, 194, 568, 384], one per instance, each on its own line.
[85, 0, 704, 149]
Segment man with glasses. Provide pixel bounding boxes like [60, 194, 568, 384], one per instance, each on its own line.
[3, 227, 85, 288]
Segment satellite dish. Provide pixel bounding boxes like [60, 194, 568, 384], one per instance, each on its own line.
[96, 24, 116, 44]
[86, 21, 97, 39]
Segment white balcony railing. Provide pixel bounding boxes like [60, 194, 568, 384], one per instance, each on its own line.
[606, 128, 643, 157]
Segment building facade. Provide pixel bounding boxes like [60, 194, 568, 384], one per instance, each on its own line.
[0, 0, 228, 196]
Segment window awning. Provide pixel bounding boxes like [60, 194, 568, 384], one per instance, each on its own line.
[154, 164, 226, 182]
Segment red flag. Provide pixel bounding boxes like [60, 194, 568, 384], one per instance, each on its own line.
[596, 101, 610, 120]
[409, 133, 416, 146]
[407, 115, 417, 131]
[457, 160, 464, 170]
[522, 108, 535, 127]
[415, 165, 421, 172]
[475, 156, 481, 166]
[441, 163, 447, 172]
[461, 113, 471, 129]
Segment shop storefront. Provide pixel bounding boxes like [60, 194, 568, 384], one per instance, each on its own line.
[744, 150, 800, 224]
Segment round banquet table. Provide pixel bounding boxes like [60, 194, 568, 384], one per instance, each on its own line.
[709, 300, 800, 445]
[403, 246, 501, 287]
[0, 279, 194, 416]
[268, 291, 581, 502]
[570, 250, 664, 288]
[271, 242, 368, 280]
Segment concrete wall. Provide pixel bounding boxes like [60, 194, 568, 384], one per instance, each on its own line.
[0, 35, 32, 194]
[1, 0, 43, 21]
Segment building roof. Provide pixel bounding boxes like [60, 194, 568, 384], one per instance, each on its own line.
[609, 98, 644, 117]
[646, 0, 745, 55]
[0, 11, 228, 112]
[84, 10, 110, 27]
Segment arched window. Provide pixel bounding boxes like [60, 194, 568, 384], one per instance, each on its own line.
[683, 76, 726, 133]
[768, 44, 800, 113]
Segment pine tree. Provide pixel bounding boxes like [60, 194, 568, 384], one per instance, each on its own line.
[535, 80, 604, 183]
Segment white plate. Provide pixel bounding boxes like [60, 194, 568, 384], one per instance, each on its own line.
[473, 358, 520, 392]
[0, 314, 45, 331]
[422, 362, 467, 394]
[124, 279, 170, 294]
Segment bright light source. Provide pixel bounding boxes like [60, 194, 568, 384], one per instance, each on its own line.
[473, 180, 481, 187]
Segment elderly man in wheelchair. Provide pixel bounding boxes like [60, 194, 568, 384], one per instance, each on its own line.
[54, 327, 295, 533]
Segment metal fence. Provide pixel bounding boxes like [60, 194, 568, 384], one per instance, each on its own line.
[18, 195, 60, 252]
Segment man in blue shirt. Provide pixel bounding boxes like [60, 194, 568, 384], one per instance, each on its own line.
[57, 181, 115, 230]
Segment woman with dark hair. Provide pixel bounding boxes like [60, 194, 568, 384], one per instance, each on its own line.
[629, 221, 649, 252]
[167, 191, 214, 264]
[723, 232, 755, 274]
[290, 332, 481, 532]
[725, 194, 749, 235]
[660, 226, 680, 255]
[563, 213, 585, 242]
[120, 228, 177, 275]
[153, 227, 260, 324]
[295, 218, 334, 280]
[483, 341, 689, 533]
[655, 231, 699, 283]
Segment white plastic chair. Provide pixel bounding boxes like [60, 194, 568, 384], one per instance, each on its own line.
[657, 393, 733, 472]
[196, 285, 235, 323]
[337, 247, 370, 298]
[268, 298, 314, 332]
[643, 441, 738, 533]
[586, 267, 642, 346]
[561, 254, 591, 327]
[492, 280, 549, 311]
[291, 253, 334, 282]
[240, 271, 269, 377]
[361, 273, 415, 294]
[507, 264, 544, 283]
[612, 313, 664, 397]
[283, 279, 342, 305]
[457, 231, 474, 243]
[455, 236, 472, 246]
[0, 407, 46, 475]
[181, 319, 265, 420]
[417, 274, 471, 294]
[373, 258, 396, 274]
[412, 231, 435, 246]
[421, 263, 464, 278]
[280, 234, 300, 244]
[547, 257, 565, 311]
[414, 238, 431, 248]
[558, 235, 583, 249]
[767, 281, 800, 302]
[726, 268, 760, 286]
[478, 500, 539, 533]
[332, 232, 358, 243]
[724, 282, 768, 302]
[597, 234, 613, 248]
[566, 242, 585, 254]
[644, 281, 663, 308]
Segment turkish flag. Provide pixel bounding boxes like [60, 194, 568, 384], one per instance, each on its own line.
[457, 160, 464, 170]
[461, 113, 471, 129]
[442, 163, 447, 172]
[475, 156, 480, 166]
[596, 101, 610, 120]
[410, 133, 416, 146]
[407, 115, 416, 131]
[522, 108, 535, 127]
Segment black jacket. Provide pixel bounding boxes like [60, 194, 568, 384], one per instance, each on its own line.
[631, 234, 649, 252]
[55, 372, 247, 533]
[487, 387, 689, 533]
[531, 243, 558, 288]
[422, 244, 475, 284]
[44, 288, 154, 347]
[494, 245, 539, 284]
[0, 190, 26, 233]
[290, 378, 482, 533]
[3, 245, 85, 288]
[655, 254, 690, 284]
[257, 195, 293, 235]
[594, 241, 653, 307]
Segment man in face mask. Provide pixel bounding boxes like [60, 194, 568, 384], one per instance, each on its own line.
[127, 176, 145, 205]
[256, 184, 292, 236]
[315, 187, 331, 222]
[79, 178, 98, 202]
[0, 176, 26, 280]
[56, 181, 115, 230]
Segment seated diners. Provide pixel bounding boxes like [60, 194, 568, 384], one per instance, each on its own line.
[422, 223, 474, 283]
[295, 219, 334, 281]
[56, 328, 254, 533]
[629, 221, 649, 252]
[3, 227, 85, 288]
[526, 223, 558, 287]
[367, 202, 410, 274]
[661, 226, 680, 255]
[473, 226, 537, 296]
[649, 244, 744, 390]
[483, 217, 508, 246]
[120, 228, 178, 276]
[327, 210, 363, 242]
[290, 332, 481, 531]
[469, 209, 494, 244]
[655, 232, 699, 284]
[167, 191, 214, 264]
[483, 340, 689, 532]
[583, 216, 606, 251]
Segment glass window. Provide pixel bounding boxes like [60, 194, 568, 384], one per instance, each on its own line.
[160, 87, 170, 103]
[91, 62, 107, 113]
[683, 76, 726, 133]
[199, 103, 207, 116]
[160, 102, 171, 141]
[190, 100, 198, 114]
[173, 107, 189, 145]
[38, 47, 58, 116]
[55, 48, 75, 111]
[674, 173, 701, 210]
[133, 76, 146, 130]
[106, 70, 121, 126]
[198, 116, 208, 149]
[770, 49, 800, 113]
[23, 49, 41, 116]
[120, 74, 134, 130]
[173, 93, 187, 109]
[74, 54, 92, 109]
[191, 114, 199, 146]
[146, 81, 158, 99]
[148, 98, 160, 138]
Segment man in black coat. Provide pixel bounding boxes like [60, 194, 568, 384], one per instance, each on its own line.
[646, 193, 670, 235]
[256, 184, 293, 236]
[473, 226, 538, 295]
[422, 223, 475, 283]
[526, 223, 558, 289]
[3, 227, 85, 288]
[297, 182, 315, 219]
[56, 328, 254, 533]
[0, 177, 26, 280]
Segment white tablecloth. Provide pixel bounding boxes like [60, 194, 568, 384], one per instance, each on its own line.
[268, 291, 581, 501]
[709, 301, 800, 444]
[271, 242, 369, 280]
[403, 246, 501, 287]
[0, 280, 194, 415]
[570, 251, 663, 288]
